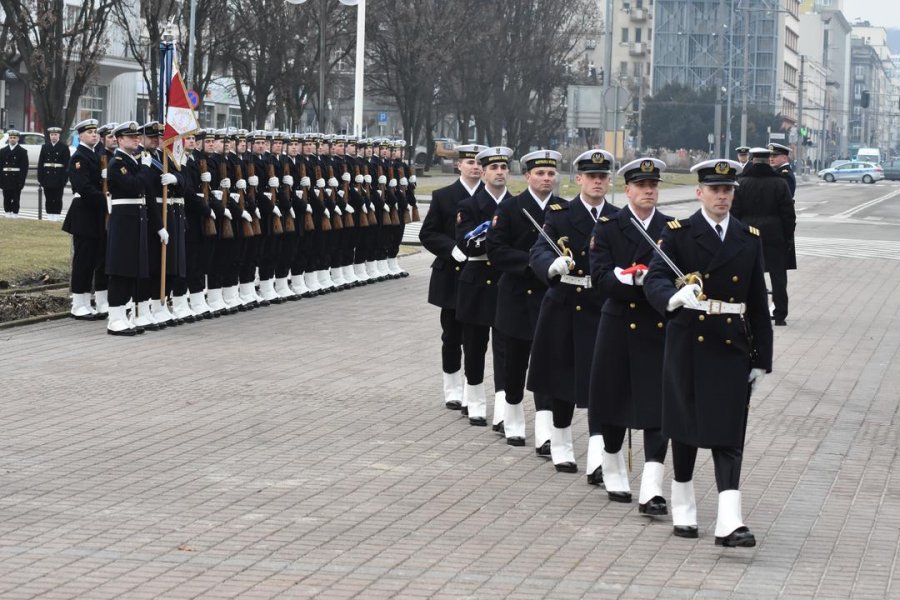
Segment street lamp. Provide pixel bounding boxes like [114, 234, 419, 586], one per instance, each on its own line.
[286, 0, 362, 134]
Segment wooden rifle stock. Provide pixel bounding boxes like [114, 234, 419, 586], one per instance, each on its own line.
[315, 165, 332, 232]
[326, 165, 343, 230]
[282, 160, 296, 232]
[218, 160, 234, 239]
[407, 165, 420, 222]
[353, 163, 368, 227]
[234, 163, 255, 238]
[266, 163, 284, 235]
[362, 164, 375, 226]
[100, 154, 109, 228]
[340, 161, 354, 228]
[299, 161, 314, 231]
[387, 165, 400, 225]
[246, 162, 262, 235]
[198, 159, 218, 236]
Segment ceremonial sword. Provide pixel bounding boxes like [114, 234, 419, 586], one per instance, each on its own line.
[628, 217, 703, 292]
[521, 208, 575, 268]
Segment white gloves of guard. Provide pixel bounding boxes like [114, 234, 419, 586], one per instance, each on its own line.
[241, 210, 252, 223]
[316, 178, 326, 189]
[634, 270, 647, 286]
[409, 175, 417, 184]
[235, 178, 246, 190]
[337, 190, 345, 199]
[328, 177, 339, 188]
[200, 171, 212, 183]
[355, 174, 364, 184]
[399, 177, 408, 186]
[289, 207, 296, 218]
[377, 175, 387, 185]
[548, 256, 574, 279]
[364, 174, 372, 184]
[101, 168, 107, 180]
[268, 177, 279, 188]
[306, 204, 313, 214]
[341, 172, 351, 183]
[283, 175, 294, 187]
[334, 206, 342, 216]
[220, 177, 231, 189]
[247, 175, 258, 187]
[223, 208, 232, 220]
[383, 203, 390, 212]
[613, 266, 633, 286]
[300, 176, 311, 188]
[141, 153, 152, 167]
[273, 206, 282, 218]
[324, 208, 331, 219]
[255, 207, 261, 219]
[451, 246, 467, 263]
[388, 178, 397, 188]
[748, 368, 766, 387]
[157, 228, 169, 245]
[362, 203, 369, 214]
[212, 190, 223, 201]
[345, 204, 354, 214]
[160, 173, 177, 186]
[666, 284, 702, 311]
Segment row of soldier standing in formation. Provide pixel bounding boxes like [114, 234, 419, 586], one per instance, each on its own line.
[61, 119, 419, 335]
[0, 128, 71, 219]
[420, 146, 777, 548]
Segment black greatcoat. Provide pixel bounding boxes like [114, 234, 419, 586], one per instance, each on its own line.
[419, 179, 482, 308]
[486, 190, 562, 340]
[106, 150, 160, 278]
[733, 162, 797, 271]
[0, 144, 28, 190]
[38, 141, 70, 189]
[643, 210, 773, 448]
[589, 206, 672, 429]
[63, 144, 106, 238]
[454, 187, 507, 326]
[527, 197, 618, 407]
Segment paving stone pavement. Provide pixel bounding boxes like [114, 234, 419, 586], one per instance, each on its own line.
[1, 249, 899, 599]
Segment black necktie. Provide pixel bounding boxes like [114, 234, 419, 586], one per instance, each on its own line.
[590, 207, 598, 221]
[715, 223, 724, 241]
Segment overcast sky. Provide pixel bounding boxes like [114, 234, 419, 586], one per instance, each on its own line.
[842, 0, 900, 30]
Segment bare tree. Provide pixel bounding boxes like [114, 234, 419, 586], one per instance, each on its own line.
[176, 0, 230, 102]
[0, 0, 116, 130]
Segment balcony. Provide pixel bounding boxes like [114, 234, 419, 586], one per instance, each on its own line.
[629, 42, 648, 56]
[630, 7, 648, 21]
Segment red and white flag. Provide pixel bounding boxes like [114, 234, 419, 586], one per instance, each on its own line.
[163, 63, 199, 168]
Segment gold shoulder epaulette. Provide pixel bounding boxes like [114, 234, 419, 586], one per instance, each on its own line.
[114, 155, 123, 161]
[598, 216, 610, 223]
[667, 219, 682, 230]
[748, 226, 760, 237]
[549, 203, 563, 211]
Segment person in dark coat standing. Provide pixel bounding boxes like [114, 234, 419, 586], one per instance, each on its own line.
[419, 144, 486, 410]
[487, 150, 568, 462]
[643, 159, 773, 548]
[768, 142, 796, 196]
[0, 129, 28, 217]
[735, 146, 796, 326]
[589, 157, 672, 509]
[455, 146, 513, 426]
[37, 127, 70, 221]
[528, 149, 618, 476]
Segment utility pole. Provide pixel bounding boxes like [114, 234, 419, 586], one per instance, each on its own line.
[797, 54, 805, 164]
[725, 0, 735, 157]
[740, 6, 750, 146]
[604, 0, 613, 136]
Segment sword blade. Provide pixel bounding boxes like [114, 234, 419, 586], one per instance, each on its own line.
[521, 208, 563, 258]
[629, 217, 687, 281]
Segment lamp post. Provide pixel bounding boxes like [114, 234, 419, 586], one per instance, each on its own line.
[286, 0, 362, 133]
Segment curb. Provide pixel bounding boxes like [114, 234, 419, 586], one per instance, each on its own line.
[0, 311, 70, 331]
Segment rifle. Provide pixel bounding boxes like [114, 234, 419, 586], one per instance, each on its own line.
[353, 162, 368, 228]
[362, 164, 375, 227]
[100, 153, 109, 228]
[326, 164, 343, 230]
[340, 160, 354, 229]
[281, 160, 296, 233]
[299, 161, 314, 231]
[407, 165, 420, 222]
[399, 163, 412, 225]
[266, 162, 284, 235]
[218, 159, 234, 239]
[387, 164, 400, 225]
[315, 165, 332, 232]
[198, 159, 218, 236]
[246, 162, 262, 235]
[234, 162, 255, 238]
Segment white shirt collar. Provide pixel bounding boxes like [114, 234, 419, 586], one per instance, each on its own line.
[486, 187, 507, 204]
[528, 187, 551, 211]
[627, 205, 656, 229]
[79, 142, 95, 151]
[116, 148, 138, 163]
[460, 178, 479, 197]
[580, 196, 605, 220]
[700, 208, 729, 239]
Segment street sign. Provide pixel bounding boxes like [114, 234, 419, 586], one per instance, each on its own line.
[187, 90, 199, 108]
[769, 133, 786, 140]
[377, 111, 388, 124]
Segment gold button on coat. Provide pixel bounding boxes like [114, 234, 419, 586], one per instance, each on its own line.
[726, 317, 732, 324]
[725, 339, 732, 345]
[630, 323, 636, 330]
[657, 322, 664, 328]
[698, 315, 705, 321]
[697, 336, 704, 342]
[526, 289, 532, 295]
[576, 305, 582, 311]
[732, 275, 739, 283]
[629, 302, 636, 309]
[486, 280, 491, 285]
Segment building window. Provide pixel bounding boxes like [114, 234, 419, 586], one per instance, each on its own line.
[619, 61, 628, 78]
[784, 63, 798, 87]
[621, 28, 629, 43]
[198, 103, 215, 129]
[647, 27, 651, 41]
[635, 28, 642, 43]
[135, 98, 149, 124]
[227, 107, 242, 129]
[78, 85, 107, 124]
[785, 27, 798, 53]
[853, 82, 862, 99]
[853, 105, 861, 117]
[633, 61, 642, 78]
[854, 65, 865, 80]
[851, 125, 861, 140]
[782, 98, 797, 120]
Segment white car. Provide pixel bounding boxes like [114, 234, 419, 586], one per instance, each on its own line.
[0, 131, 46, 168]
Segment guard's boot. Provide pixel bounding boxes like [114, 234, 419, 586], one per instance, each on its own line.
[534, 410, 553, 457]
[492, 390, 506, 434]
[671, 480, 699, 539]
[171, 294, 195, 323]
[330, 266, 347, 289]
[222, 286, 241, 312]
[70, 293, 97, 320]
[106, 306, 136, 336]
[353, 263, 370, 284]
[132, 300, 159, 331]
[602, 450, 632, 503]
[304, 271, 322, 295]
[465, 383, 487, 426]
[586, 434, 605, 486]
[443, 371, 463, 410]
[714, 490, 755, 547]
[259, 279, 280, 303]
[150, 298, 175, 327]
[206, 288, 227, 315]
[551, 426, 577, 473]
[238, 282, 257, 308]
[290, 274, 310, 297]
[638, 462, 668, 516]
[93, 289, 109, 317]
[504, 401, 526, 446]
[342, 265, 358, 286]
[189, 291, 212, 319]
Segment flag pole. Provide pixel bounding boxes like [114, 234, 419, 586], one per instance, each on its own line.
[159, 33, 173, 304]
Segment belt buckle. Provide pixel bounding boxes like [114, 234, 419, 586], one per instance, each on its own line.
[708, 300, 722, 315]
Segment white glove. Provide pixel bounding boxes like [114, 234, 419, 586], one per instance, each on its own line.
[200, 171, 212, 183]
[262, 192, 272, 200]
[362, 203, 369, 214]
[383, 202, 390, 212]
[316, 178, 326, 189]
[451, 246, 467, 263]
[328, 177, 339, 187]
[295, 190, 303, 199]
[241, 210, 252, 223]
[212, 190, 223, 201]
[300, 176, 311, 188]
[364, 174, 372, 184]
[157, 228, 169, 245]
[306, 203, 313, 214]
[247, 175, 258, 187]
[345, 205, 354, 214]
[748, 368, 766, 385]
[254, 207, 261, 219]
[141, 153, 152, 167]
[290, 207, 296, 218]
[220, 177, 231, 189]
[273, 205, 282, 218]
[341, 172, 351, 183]
[235, 178, 246, 190]
[325, 188, 332, 196]
[409, 175, 417, 184]
[337, 190, 345, 199]
[324, 208, 331, 219]
[268, 176, 279, 188]
[388, 178, 397, 188]
[368, 202, 375, 212]
[101, 168, 107, 180]
[666, 284, 702, 311]
[355, 174, 364, 184]
[613, 266, 634, 286]
[548, 256, 574, 279]
[229, 193, 239, 202]
[634, 269, 647, 286]
[208, 210, 215, 220]
[334, 206, 342, 216]
[283, 175, 294, 186]
[160, 172, 177, 186]
[378, 175, 387, 185]
[223, 208, 232, 220]
[399, 177, 408, 186]
[377, 190, 383, 197]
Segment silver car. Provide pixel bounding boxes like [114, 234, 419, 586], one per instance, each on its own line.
[817, 161, 884, 184]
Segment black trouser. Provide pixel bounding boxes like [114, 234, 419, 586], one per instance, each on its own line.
[107, 275, 136, 307]
[258, 232, 281, 281]
[241, 235, 261, 284]
[276, 232, 299, 278]
[504, 336, 532, 405]
[293, 233, 312, 275]
[2, 188, 21, 213]
[210, 238, 237, 288]
[551, 398, 575, 428]
[672, 440, 742, 491]
[43, 187, 64, 214]
[136, 275, 172, 302]
[767, 254, 788, 321]
[602, 426, 669, 464]
[461, 324, 506, 388]
[186, 236, 215, 293]
[440, 308, 464, 374]
[387, 223, 403, 259]
[323, 229, 337, 271]
[71, 235, 104, 294]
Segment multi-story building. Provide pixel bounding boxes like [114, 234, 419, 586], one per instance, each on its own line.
[848, 27, 893, 155]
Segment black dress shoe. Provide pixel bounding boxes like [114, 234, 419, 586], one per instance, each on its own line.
[774, 319, 786, 326]
[71, 313, 100, 321]
[461, 406, 468, 416]
[555, 462, 578, 473]
[506, 436, 525, 447]
[607, 491, 632, 503]
[493, 421, 504, 434]
[586, 466, 604, 486]
[142, 323, 160, 331]
[107, 328, 136, 337]
[535, 440, 551, 457]
[399, 272, 409, 278]
[445, 400, 462, 410]
[715, 526, 756, 547]
[237, 304, 248, 312]
[469, 417, 487, 426]
[673, 525, 699, 539]
[638, 496, 668, 516]
[202, 312, 214, 320]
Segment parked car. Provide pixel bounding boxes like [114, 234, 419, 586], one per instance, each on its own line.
[0, 131, 45, 168]
[413, 138, 461, 166]
[881, 158, 900, 181]
[817, 161, 884, 184]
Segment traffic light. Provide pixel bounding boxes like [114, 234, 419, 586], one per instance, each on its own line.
[598, 68, 604, 86]
[861, 90, 870, 108]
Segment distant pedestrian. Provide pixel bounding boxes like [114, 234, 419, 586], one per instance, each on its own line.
[38, 127, 71, 221]
[0, 129, 29, 217]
